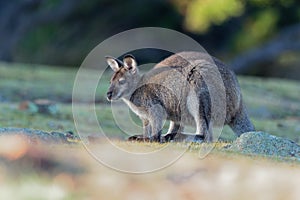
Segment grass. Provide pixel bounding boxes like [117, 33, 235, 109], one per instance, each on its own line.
[0, 62, 299, 142]
[0, 61, 300, 198]
[0, 62, 76, 102]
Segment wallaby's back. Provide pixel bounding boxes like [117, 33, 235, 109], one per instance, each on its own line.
[153, 51, 255, 135]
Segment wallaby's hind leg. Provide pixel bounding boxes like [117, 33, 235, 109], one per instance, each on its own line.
[164, 121, 183, 142]
[166, 121, 176, 135]
[185, 90, 209, 142]
[229, 104, 255, 136]
[171, 119, 207, 143]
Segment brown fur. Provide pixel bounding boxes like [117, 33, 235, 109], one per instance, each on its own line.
[106, 52, 255, 142]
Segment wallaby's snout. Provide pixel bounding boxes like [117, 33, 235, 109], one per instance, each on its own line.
[106, 84, 118, 101]
[106, 90, 113, 101]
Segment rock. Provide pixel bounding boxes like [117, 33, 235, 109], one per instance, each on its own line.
[229, 131, 300, 158]
[0, 127, 77, 144]
[34, 99, 58, 115]
[18, 99, 58, 115]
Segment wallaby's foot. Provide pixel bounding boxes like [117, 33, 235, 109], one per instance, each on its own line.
[128, 134, 162, 142]
[192, 135, 205, 143]
[179, 134, 205, 143]
[164, 132, 205, 143]
[163, 132, 177, 142]
[149, 134, 162, 143]
[128, 134, 149, 142]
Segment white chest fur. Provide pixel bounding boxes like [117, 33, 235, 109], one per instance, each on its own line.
[122, 98, 148, 119]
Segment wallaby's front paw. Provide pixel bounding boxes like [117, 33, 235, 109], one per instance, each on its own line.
[128, 135, 162, 142]
[149, 135, 161, 143]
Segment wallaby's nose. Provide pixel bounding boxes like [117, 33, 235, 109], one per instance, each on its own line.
[107, 91, 113, 100]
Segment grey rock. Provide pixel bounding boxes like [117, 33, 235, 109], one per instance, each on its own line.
[229, 131, 300, 158]
[0, 127, 69, 144]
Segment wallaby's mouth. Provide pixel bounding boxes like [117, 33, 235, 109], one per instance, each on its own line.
[107, 96, 112, 101]
[106, 95, 117, 101]
[106, 91, 113, 101]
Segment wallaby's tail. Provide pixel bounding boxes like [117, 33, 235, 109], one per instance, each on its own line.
[229, 102, 255, 136]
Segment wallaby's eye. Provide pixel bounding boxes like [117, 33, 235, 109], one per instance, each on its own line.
[119, 79, 126, 85]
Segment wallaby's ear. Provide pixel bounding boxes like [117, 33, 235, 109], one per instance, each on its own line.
[105, 56, 120, 72]
[123, 54, 137, 73]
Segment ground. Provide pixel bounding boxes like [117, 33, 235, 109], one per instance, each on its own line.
[0, 62, 300, 199]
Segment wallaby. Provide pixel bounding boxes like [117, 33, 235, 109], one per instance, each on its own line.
[106, 51, 255, 142]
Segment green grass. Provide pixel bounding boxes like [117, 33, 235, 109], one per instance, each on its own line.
[0, 62, 76, 102]
[0, 62, 299, 143]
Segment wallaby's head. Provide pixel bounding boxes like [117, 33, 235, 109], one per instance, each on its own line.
[106, 54, 139, 101]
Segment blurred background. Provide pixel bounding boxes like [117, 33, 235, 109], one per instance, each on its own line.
[0, 0, 299, 79]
